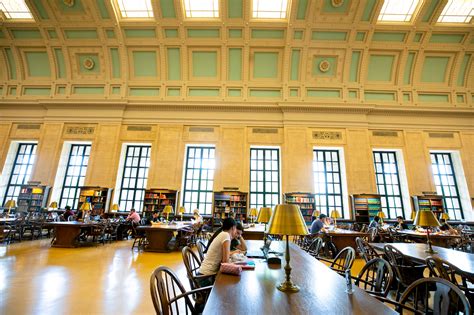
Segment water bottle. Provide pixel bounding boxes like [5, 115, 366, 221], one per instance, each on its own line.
[345, 269, 354, 294]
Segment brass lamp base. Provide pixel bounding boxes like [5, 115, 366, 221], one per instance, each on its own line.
[278, 281, 300, 292]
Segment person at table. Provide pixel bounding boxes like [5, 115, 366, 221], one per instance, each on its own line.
[439, 219, 459, 235]
[311, 214, 329, 234]
[192, 209, 203, 224]
[198, 218, 237, 285]
[393, 216, 408, 230]
[63, 206, 74, 221]
[368, 216, 380, 229]
[126, 208, 141, 225]
[231, 223, 247, 253]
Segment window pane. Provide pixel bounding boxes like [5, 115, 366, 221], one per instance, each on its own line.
[249, 148, 280, 209]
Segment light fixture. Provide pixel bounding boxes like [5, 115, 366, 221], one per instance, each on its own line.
[312, 210, 321, 219]
[49, 201, 58, 210]
[330, 209, 341, 228]
[248, 208, 258, 225]
[5, 200, 16, 216]
[267, 204, 309, 292]
[162, 205, 173, 222]
[179, 206, 186, 221]
[377, 211, 385, 224]
[441, 212, 449, 221]
[411, 210, 416, 221]
[110, 204, 120, 212]
[414, 210, 441, 254]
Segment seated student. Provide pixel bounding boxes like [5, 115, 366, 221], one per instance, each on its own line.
[368, 216, 380, 229]
[198, 218, 237, 284]
[311, 214, 329, 234]
[192, 209, 203, 224]
[439, 219, 459, 235]
[394, 216, 408, 230]
[231, 223, 247, 253]
[126, 208, 141, 224]
[63, 206, 74, 221]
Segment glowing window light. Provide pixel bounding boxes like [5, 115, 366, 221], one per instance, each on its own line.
[252, 0, 289, 19]
[378, 0, 421, 22]
[438, 0, 473, 23]
[0, 0, 33, 19]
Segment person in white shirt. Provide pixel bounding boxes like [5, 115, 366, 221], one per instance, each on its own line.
[193, 209, 203, 224]
[198, 218, 237, 282]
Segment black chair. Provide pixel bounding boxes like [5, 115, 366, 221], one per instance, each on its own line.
[317, 246, 355, 276]
[355, 237, 381, 263]
[182, 246, 216, 290]
[384, 244, 426, 300]
[306, 237, 323, 258]
[150, 266, 212, 315]
[373, 295, 424, 314]
[400, 277, 472, 314]
[196, 240, 207, 262]
[353, 258, 393, 297]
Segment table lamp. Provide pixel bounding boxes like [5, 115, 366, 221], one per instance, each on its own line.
[267, 204, 309, 292]
[377, 211, 385, 224]
[312, 210, 321, 219]
[330, 209, 341, 228]
[248, 208, 258, 225]
[411, 210, 416, 221]
[441, 212, 449, 221]
[80, 202, 92, 221]
[179, 206, 186, 221]
[414, 210, 441, 254]
[49, 201, 58, 211]
[162, 205, 173, 222]
[110, 204, 120, 212]
[5, 199, 16, 216]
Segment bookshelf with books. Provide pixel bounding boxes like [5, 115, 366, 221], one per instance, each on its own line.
[212, 191, 248, 225]
[78, 186, 112, 215]
[412, 195, 444, 218]
[283, 192, 316, 224]
[17, 183, 50, 212]
[143, 189, 179, 215]
[351, 194, 382, 224]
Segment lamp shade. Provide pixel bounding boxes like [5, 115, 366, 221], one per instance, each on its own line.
[179, 206, 186, 214]
[49, 201, 58, 209]
[5, 200, 16, 208]
[414, 210, 441, 228]
[312, 210, 321, 218]
[441, 212, 450, 220]
[330, 209, 341, 219]
[377, 211, 385, 219]
[411, 211, 416, 220]
[248, 208, 258, 217]
[257, 207, 272, 223]
[110, 204, 120, 211]
[162, 205, 173, 214]
[80, 202, 92, 211]
[267, 204, 309, 236]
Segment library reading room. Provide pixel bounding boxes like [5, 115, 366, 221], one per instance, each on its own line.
[1, 0, 474, 314]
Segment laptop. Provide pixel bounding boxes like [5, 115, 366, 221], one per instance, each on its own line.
[246, 239, 272, 259]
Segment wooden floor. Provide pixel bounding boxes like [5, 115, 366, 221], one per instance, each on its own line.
[0, 239, 366, 314]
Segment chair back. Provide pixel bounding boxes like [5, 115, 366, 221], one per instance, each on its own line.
[331, 246, 355, 273]
[355, 237, 379, 263]
[360, 224, 368, 233]
[182, 246, 202, 289]
[400, 277, 472, 315]
[384, 244, 426, 289]
[307, 237, 323, 258]
[196, 240, 207, 262]
[150, 266, 196, 315]
[354, 258, 393, 297]
[369, 227, 378, 242]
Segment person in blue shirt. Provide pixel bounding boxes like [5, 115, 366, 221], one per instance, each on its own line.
[311, 213, 329, 234]
[369, 216, 380, 229]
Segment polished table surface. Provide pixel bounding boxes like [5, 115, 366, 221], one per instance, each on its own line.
[397, 229, 461, 239]
[242, 224, 266, 240]
[371, 242, 474, 278]
[46, 221, 99, 247]
[203, 240, 396, 315]
[137, 222, 192, 252]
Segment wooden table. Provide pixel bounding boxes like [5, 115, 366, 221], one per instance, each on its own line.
[371, 242, 474, 279]
[242, 224, 266, 240]
[137, 223, 191, 252]
[396, 230, 461, 248]
[323, 229, 369, 252]
[46, 221, 96, 248]
[203, 240, 396, 315]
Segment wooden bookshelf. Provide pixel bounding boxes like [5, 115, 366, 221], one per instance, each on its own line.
[284, 192, 316, 224]
[143, 189, 179, 215]
[78, 186, 112, 215]
[17, 183, 50, 212]
[412, 195, 444, 218]
[212, 191, 248, 225]
[351, 194, 382, 225]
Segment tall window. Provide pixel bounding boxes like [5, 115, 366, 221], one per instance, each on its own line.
[3, 143, 37, 204]
[59, 145, 90, 209]
[373, 151, 404, 218]
[182, 146, 215, 214]
[430, 152, 463, 220]
[313, 149, 344, 217]
[249, 147, 280, 210]
[118, 145, 151, 212]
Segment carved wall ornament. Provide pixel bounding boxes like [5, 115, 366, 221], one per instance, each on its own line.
[313, 131, 342, 140]
[65, 127, 95, 135]
[63, 0, 75, 7]
[331, 0, 344, 8]
[83, 58, 95, 70]
[319, 60, 331, 73]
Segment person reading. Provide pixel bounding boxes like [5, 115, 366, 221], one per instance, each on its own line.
[126, 208, 140, 224]
[393, 216, 408, 230]
[231, 223, 247, 253]
[311, 214, 329, 234]
[368, 216, 380, 229]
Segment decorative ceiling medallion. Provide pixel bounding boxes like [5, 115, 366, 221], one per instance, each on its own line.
[83, 58, 95, 70]
[63, 0, 75, 7]
[319, 60, 331, 73]
[331, 0, 344, 8]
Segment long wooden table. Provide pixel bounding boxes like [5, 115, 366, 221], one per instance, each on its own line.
[137, 222, 192, 252]
[324, 229, 369, 252]
[203, 240, 396, 315]
[47, 221, 97, 248]
[396, 230, 461, 247]
[242, 224, 266, 240]
[371, 242, 474, 279]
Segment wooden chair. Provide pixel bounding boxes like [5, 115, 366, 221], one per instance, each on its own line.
[355, 237, 381, 263]
[150, 266, 212, 315]
[373, 296, 424, 314]
[317, 246, 355, 276]
[196, 240, 207, 262]
[383, 244, 426, 300]
[400, 277, 472, 315]
[353, 258, 393, 297]
[306, 237, 323, 258]
[181, 246, 216, 290]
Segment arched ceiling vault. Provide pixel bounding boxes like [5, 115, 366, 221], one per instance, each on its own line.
[0, 0, 473, 111]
